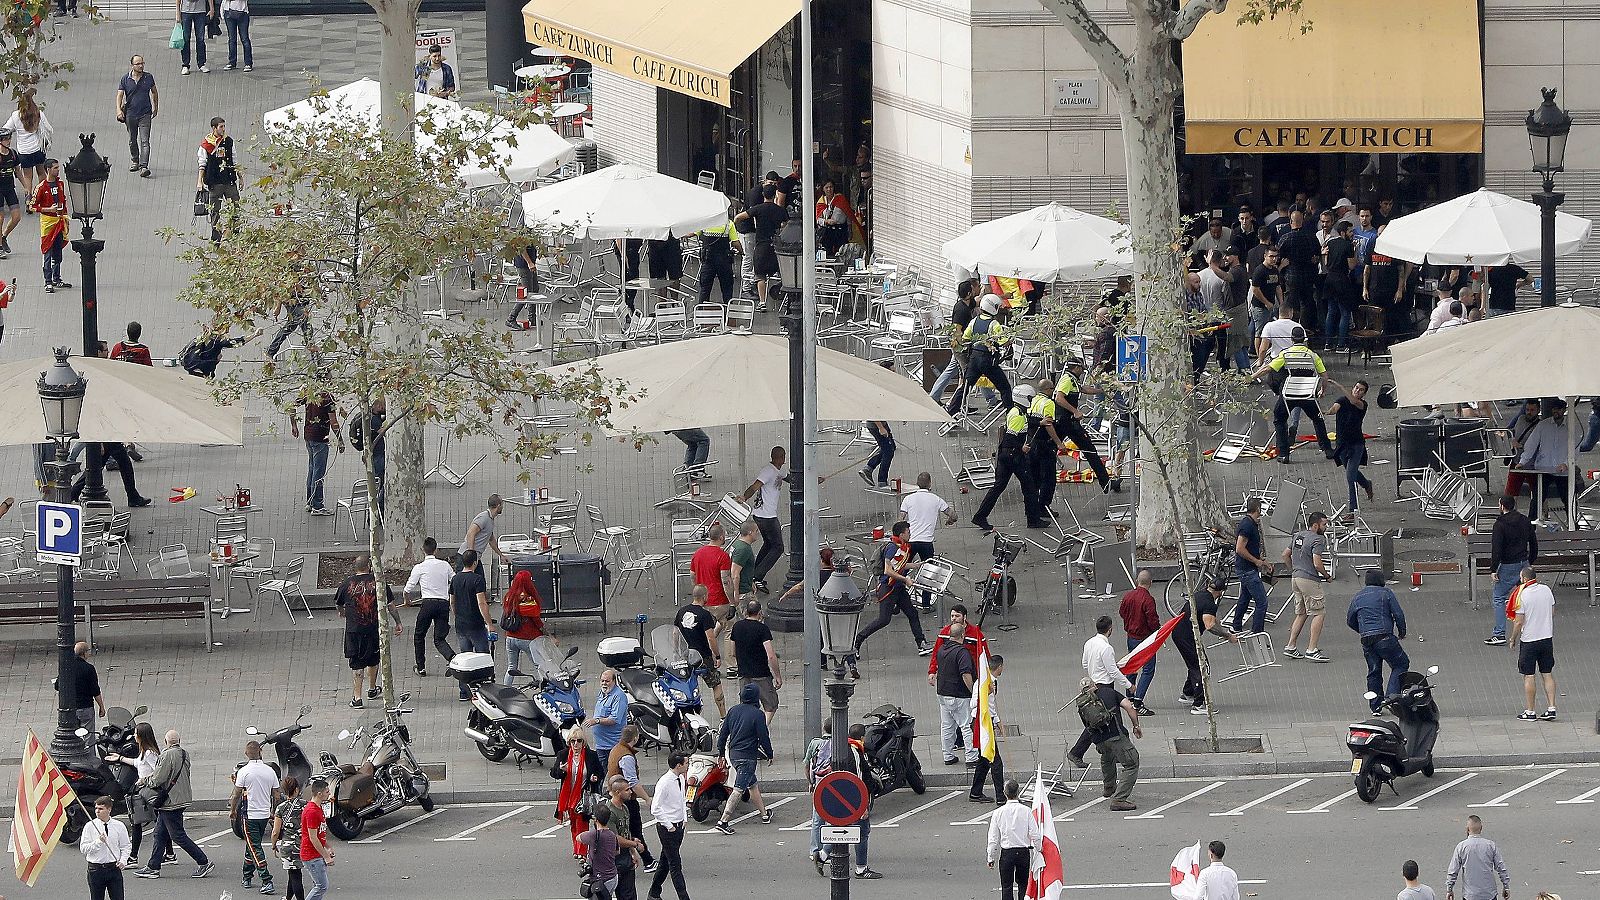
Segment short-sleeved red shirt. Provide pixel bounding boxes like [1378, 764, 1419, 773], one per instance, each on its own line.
[299, 801, 327, 861]
[689, 544, 733, 607]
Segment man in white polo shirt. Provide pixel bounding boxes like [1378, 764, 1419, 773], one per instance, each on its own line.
[899, 472, 957, 610]
[1507, 566, 1558, 721]
[738, 446, 789, 593]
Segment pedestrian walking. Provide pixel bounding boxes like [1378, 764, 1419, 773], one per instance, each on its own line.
[674, 584, 726, 716]
[606, 726, 655, 873]
[1118, 570, 1160, 713]
[985, 779, 1039, 900]
[824, 724, 882, 879]
[116, 723, 160, 864]
[114, 56, 158, 178]
[712, 683, 772, 834]
[852, 521, 932, 668]
[1485, 494, 1536, 645]
[1507, 567, 1557, 721]
[970, 386, 1045, 533]
[133, 730, 214, 879]
[803, 720, 836, 873]
[688, 523, 734, 667]
[1229, 497, 1272, 634]
[60, 642, 105, 735]
[298, 779, 333, 900]
[1399, 859, 1437, 900]
[175, 0, 214, 75]
[578, 807, 622, 900]
[5, 90, 52, 207]
[505, 235, 540, 330]
[335, 555, 393, 709]
[0, 129, 21, 257]
[403, 538, 453, 676]
[70, 442, 152, 507]
[82, 795, 131, 900]
[289, 393, 342, 516]
[646, 753, 691, 900]
[900, 472, 956, 608]
[220, 0, 251, 70]
[933, 621, 976, 765]
[737, 446, 789, 592]
[232, 740, 277, 894]
[1280, 511, 1333, 663]
[1445, 815, 1509, 900]
[727, 517, 758, 611]
[970, 654, 1006, 802]
[1067, 616, 1135, 766]
[1082, 678, 1142, 811]
[555, 727, 603, 857]
[265, 283, 312, 358]
[591, 668, 628, 757]
[1171, 579, 1240, 715]
[270, 776, 306, 900]
[500, 569, 548, 686]
[1347, 569, 1409, 712]
[602, 775, 645, 900]
[730, 599, 780, 723]
[1196, 841, 1240, 900]
[197, 117, 239, 242]
[449, 551, 493, 700]
[35, 158, 70, 292]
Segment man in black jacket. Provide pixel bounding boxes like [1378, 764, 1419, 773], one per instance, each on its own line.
[712, 683, 772, 835]
[1486, 494, 1538, 646]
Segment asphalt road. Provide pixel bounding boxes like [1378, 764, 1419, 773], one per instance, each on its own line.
[15, 763, 1600, 898]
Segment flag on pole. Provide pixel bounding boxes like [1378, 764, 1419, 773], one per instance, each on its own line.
[1119, 615, 1184, 677]
[1169, 841, 1203, 900]
[1025, 766, 1064, 900]
[11, 728, 77, 886]
[970, 649, 996, 762]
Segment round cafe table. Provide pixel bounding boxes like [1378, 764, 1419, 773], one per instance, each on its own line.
[548, 101, 588, 119]
[530, 46, 566, 59]
[515, 63, 572, 81]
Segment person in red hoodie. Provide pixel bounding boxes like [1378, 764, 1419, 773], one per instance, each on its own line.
[926, 605, 988, 765]
[1117, 570, 1160, 715]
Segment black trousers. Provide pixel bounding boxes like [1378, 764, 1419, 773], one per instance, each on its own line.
[998, 846, 1030, 900]
[1057, 416, 1110, 488]
[71, 442, 142, 503]
[1273, 396, 1332, 459]
[626, 797, 652, 864]
[414, 598, 452, 670]
[963, 349, 1012, 412]
[749, 515, 784, 584]
[88, 863, 124, 900]
[614, 855, 637, 900]
[698, 252, 735, 303]
[1030, 443, 1059, 509]
[973, 447, 1040, 526]
[971, 747, 1004, 799]
[1172, 627, 1204, 708]
[853, 584, 927, 650]
[908, 540, 936, 606]
[649, 823, 689, 900]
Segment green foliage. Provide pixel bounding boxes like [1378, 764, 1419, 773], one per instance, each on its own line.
[1232, 0, 1310, 32]
[1, 0, 76, 99]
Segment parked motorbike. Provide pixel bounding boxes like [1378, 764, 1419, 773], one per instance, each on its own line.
[316, 692, 434, 840]
[1349, 666, 1441, 802]
[232, 704, 314, 838]
[646, 624, 715, 754]
[456, 637, 585, 768]
[859, 703, 925, 797]
[54, 705, 148, 844]
[684, 752, 731, 823]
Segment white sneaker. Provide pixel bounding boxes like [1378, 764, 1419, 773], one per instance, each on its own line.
[1303, 649, 1332, 663]
[181, 66, 190, 76]
[244, 65, 252, 72]
[200, 64, 210, 73]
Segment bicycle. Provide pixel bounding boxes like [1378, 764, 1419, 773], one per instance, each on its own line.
[1162, 528, 1280, 627]
[973, 532, 1025, 629]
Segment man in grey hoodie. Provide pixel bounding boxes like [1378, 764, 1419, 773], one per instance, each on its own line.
[133, 730, 214, 879]
[711, 683, 773, 835]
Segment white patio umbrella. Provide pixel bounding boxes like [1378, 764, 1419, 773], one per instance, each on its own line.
[940, 202, 1134, 282]
[520, 164, 731, 240]
[262, 79, 576, 189]
[0, 354, 243, 446]
[1374, 187, 1593, 266]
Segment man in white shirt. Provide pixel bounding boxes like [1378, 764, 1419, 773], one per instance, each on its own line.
[738, 445, 789, 592]
[232, 740, 280, 893]
[648, 752, 691, 900]
[83, 794, 132, 896]
[1067, 616, 1135, 766]
[899, 472, 957, 609]
[1255, 304, 1302, 364]
[404, 537, 455, 677]
[1424, 298, 1467, 336]
[986, 779, 1040, 900]
[1508, 567, 1558, 721]
[1196, 840, 1241, 900]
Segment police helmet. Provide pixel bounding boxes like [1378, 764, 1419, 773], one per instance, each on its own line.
[979, 293, 1002, 315]
[1012, 384, 1036, 405]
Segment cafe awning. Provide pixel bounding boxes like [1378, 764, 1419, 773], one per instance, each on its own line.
[522, 0, 798, 106]
[1181, 0, 1483, 154]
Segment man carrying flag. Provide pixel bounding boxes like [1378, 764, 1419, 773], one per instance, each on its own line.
[11, 728, 80, 888]
[969, 653, 1006, 804]
[1025, 767, 1065, 900]
[985, 778, 1039, 900]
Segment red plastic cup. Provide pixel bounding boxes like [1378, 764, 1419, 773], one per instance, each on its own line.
[1411, 571, 1422, 587]
[223, 543, 233, 559]
[872, 525, 884, 540]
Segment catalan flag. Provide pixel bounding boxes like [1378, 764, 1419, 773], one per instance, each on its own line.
[10, 729, 77, 886]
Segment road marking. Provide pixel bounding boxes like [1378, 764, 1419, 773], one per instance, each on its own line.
[1063, 880, 1268, 890]
[523, 820, 571, 839]
[1053, 795, 1107, 823]
[1577, 870, 1600, 876]
[195, 827, 235, 846]
[875, 790, 962, 828]
[950, 808, 999, 826]
[1381, 772, 1476, 811]
[1287, 788, 1357, 814]
[351, 808, 447, 844]
[692, 795, 796, 833]
[1124, 781, 1223, 819]
[1469, 769, 1566, 808]
[1210, 778, 1311, 816]
[435, 804, 533, 841]
[1556, 784, 1600, 804]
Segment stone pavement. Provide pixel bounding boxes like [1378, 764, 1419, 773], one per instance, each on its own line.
[1, 12, 1597, 807]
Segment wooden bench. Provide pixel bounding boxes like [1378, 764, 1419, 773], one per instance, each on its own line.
[0, 577, 214, 650]
[1465, 530, 1600, 607]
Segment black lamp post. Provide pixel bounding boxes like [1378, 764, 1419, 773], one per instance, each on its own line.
[1526, 87, 1572, 308]
[771, 218, 808, 621]
[40, 348, 91, 768]
[815, 560, 866, 900]
[64, 134, 111, 501]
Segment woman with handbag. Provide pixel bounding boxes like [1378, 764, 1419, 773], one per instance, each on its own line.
[554, 726, 602, 859]
[500, 570, 549, 687]
[3, 91, 51, 213]
[119, 724, 161, 864]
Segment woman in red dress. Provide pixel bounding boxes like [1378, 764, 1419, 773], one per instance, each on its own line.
[554, 726, 602, 858]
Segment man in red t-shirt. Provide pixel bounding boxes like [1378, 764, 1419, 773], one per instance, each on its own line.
[109, 320, 153, 366]
[300, 778, 333, 899]
[689, 524, 735, 671]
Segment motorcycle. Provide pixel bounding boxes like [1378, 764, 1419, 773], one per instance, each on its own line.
[640, 624, 714, 754]
[456, 637, 586, 767]
[231, 704, 314, 839]
[1349, 665, 1441, 802]
[684, 752, 731, 823]
[597, 618, 670, 751]
[859, 703, 925, 797]
[316, 692, 434, 840]
[55, 705, 148, 845]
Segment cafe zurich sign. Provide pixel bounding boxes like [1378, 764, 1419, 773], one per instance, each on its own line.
[1188, 122, 1481, 154]
[524, 17, 729, 105]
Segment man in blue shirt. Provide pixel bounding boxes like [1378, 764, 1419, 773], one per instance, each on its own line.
[591, 668, 628, 756]
[1351, 206, 1379, 286]
[1347, 570, 1409, 711]
[1229, 498, 1272, 634]
[115, 56, 159, 178]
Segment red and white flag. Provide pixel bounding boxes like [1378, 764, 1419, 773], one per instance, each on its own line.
[10, 729, 78, 886]
[1119, 615, 1184, 677]
[1025, 767, 1064, 900]
[1169, 841, 1202, 900]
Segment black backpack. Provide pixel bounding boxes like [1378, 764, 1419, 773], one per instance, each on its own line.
[348, 416, 365, 451]
[179, 339, 206, 376]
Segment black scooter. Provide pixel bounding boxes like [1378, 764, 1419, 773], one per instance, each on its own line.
[860, 703, 925, 797]
[1348, 665, 1441, 802]
[232, 705, 314, 838]
[56, 705, 148, 845]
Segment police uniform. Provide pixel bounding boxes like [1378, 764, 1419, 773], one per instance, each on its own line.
[972, 402, 1043, 529]
[1266, 343, 1334, 460]
[1026, 393, 1063, 510]
[697, 220, 740, 303]
[1052, 370, 1111, 491]
[960, 314, 1013, 408]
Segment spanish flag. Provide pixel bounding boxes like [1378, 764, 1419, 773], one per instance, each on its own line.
[9, 729, 78, 886]
[970, 650, 997, 762]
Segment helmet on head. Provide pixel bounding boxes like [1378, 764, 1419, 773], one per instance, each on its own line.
[1012, 384, 1036, 405]
[979, 293, 1002, 315]
[1065, 356, 1085, 371]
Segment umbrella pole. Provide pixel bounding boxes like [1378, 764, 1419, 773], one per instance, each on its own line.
[1570, 395, 1577, 530]
[738, 423, 747, 487]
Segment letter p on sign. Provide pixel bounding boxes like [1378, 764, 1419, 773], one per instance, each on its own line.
[36, 501, 83, 565]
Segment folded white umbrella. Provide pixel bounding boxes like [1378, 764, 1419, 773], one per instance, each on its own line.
[521, 164, 729, 240]
[262, 79, 576, 189]
[0, 355, 242, 446]
[941, 202, 1134, 282]
[541, 332, 950, 434]
[1374, 187, 1592, 266]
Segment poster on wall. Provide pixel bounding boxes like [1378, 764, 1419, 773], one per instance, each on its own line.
[416, 28, 462, 95]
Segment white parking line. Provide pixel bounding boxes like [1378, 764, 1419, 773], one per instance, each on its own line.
[524, 820, 571, 839]
[351, 808, 447, 844]
[876, 791, 961, 828]
[435, 804, 533, 842]
[692, 795, 795, 832]
[195, 827, 236, 846]
[1556, 784, 1600, 804]
[1210, 778, 1311, 816]
[1287, 788, 1357, 814]
[1469, 769, 1566, 808]
[949, 808, 998, 826]
[1064, 880, 1267, 890]
[1381, 772, 1476, 811]
[1053, 795, 1107, 822]
[1125, 781, 1223, 820]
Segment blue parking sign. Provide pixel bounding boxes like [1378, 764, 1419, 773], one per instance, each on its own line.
[1116, 335, 1148, 382]
[36, 501, 83, 565]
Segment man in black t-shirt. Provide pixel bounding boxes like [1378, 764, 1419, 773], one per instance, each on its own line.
[1486, 263, 1530, 316]
[1322, 221, 1357, 347]
[335, 556, 394, 709]
[0, 129, 20, 256]
[675, 584, 726, 716]
[449, 551, 493, 700]
[1249, 247, 1284, 338]
[1169, 580, 1239, 714]
[733, 184, 790, 308]
[1275, 211, 1320, 320]
[729, 599, 780, 723]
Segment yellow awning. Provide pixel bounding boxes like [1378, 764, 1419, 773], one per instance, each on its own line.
[523, 0, 799, 107]
[1181, 0, 1483, 154]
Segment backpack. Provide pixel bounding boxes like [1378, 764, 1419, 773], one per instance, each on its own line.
[1074, 684, 1115, 732]
[500, 599, 525, 633]
[348, 416, 365, 451]
[805, 737, 833, 786]
[179, 339, 206, 376]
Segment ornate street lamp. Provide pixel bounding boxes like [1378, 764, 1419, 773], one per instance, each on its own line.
[64, 134, 112, 500]
[38, 348, 92, 770]
[1526, 88, 1572, 307]
[814, 555, 866, 898]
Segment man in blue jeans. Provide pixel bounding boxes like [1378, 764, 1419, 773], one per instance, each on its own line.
[290, 393, 342, 515]
[1230, 498, 1272, 634]
[449, 551, 494, 700]
[1347, 569, 1409, 711]
[175, 0, 214, 76]
[1486, 494, 1537, 645]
